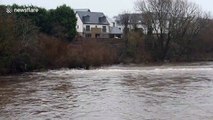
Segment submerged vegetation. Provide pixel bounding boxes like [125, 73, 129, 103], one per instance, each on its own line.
[0, 1, 213, 75]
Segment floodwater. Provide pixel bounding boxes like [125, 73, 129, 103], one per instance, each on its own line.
[0, 62, 213, 120]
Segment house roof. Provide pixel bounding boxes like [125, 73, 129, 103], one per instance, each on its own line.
[110, 27, 122, 34]
[76, 11, 109, 25]
[74, 9, 90, 13]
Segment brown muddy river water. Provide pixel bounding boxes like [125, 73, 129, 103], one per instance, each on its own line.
[0, 62, 213, 120]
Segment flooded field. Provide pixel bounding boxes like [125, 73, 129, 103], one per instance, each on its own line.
[0, 62, 213, 120]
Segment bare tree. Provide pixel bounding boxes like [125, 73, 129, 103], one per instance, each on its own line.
[135, 0, 208, 61]
[119, 11, 131, 48]
[119, 12, 130, 30]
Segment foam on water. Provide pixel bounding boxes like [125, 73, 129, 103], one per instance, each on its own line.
[36, 64, 213, 76]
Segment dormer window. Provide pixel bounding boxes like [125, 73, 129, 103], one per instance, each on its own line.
[83, 15, 90, 22]
[99, 16, 106, 23]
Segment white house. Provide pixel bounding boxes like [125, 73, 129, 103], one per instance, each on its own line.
[75, 9, 110, 38]
[75, 9, 123, 38]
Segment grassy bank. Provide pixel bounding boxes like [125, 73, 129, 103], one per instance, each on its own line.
[0, 34, 121, 75]
[1, 32, 213, 75]
[0, 35, 213, 75]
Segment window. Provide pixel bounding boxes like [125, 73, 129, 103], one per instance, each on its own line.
[86, 25, 90, 31]
[102, 26, 107, 32]
[99, 16, 106, 23]
[83, 15, 90, 22]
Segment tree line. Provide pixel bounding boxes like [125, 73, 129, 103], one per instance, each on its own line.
[118, 0, 213, 62]
[9, 4, 77, 41]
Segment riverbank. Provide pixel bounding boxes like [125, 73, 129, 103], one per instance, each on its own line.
[1, 35, 212, 76]
[0, 36, 120, 75]
[0, 35, 213, 76]
[1, 58, 213, 76]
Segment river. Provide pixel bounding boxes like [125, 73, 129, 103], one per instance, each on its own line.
[0, 62, 213, 120]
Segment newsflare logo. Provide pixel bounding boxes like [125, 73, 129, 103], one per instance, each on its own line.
[6, 7, 13, 13]
[5, 6, 39, 13]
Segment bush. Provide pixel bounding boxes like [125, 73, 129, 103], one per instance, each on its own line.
[36, 35, 119, 69]
[121, 31, 153, 63]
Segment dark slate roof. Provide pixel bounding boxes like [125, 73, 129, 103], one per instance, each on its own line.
[76, 11, 109, 25]
[74, 9, 90, 13]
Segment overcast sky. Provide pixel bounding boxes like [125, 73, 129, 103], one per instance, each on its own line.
[0, 0, 212, 17]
